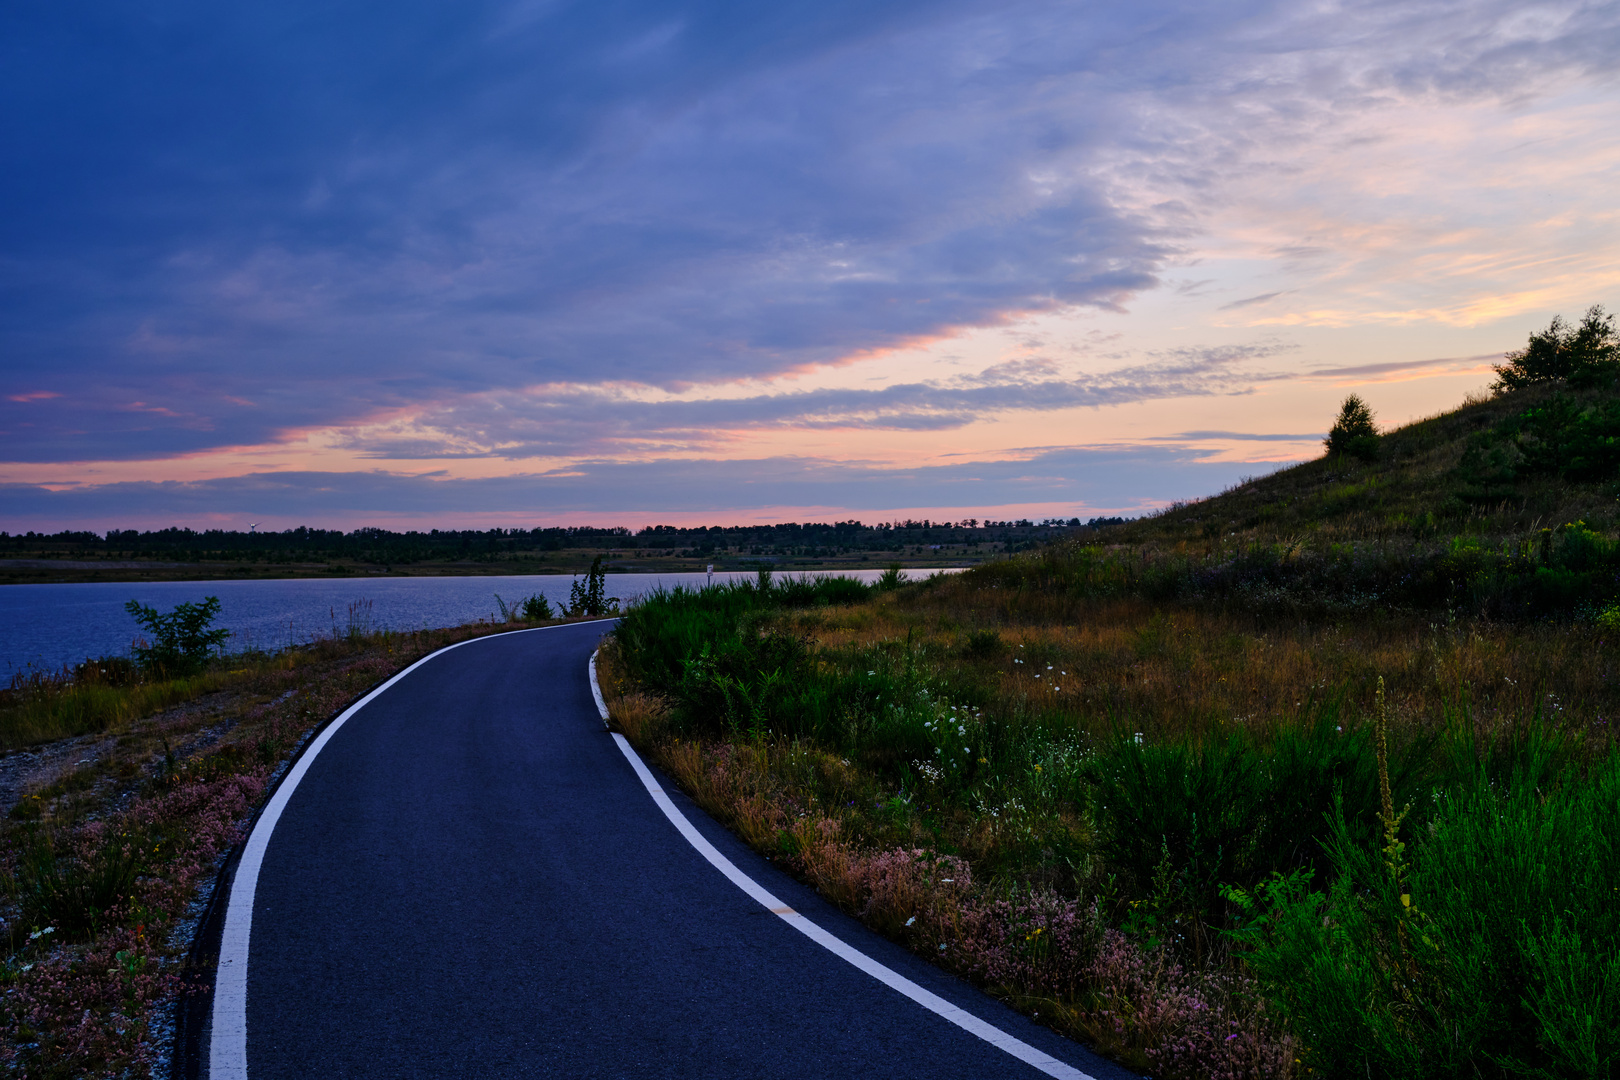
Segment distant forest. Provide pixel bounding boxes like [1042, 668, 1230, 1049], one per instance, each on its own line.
[1, 517, 1129, 566]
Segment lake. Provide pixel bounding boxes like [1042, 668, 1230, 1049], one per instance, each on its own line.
[0, 568, 962, 675]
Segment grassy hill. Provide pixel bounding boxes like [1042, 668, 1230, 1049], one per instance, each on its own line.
[1122, 381, 1610, 545]
[993, 381, 1620, 622]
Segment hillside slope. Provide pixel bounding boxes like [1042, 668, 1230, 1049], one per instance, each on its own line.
[1124, 382, 1615, 543]
[1006, 382, 1620, 619]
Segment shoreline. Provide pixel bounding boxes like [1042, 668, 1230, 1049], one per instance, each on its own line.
[0, 556, 983, 587]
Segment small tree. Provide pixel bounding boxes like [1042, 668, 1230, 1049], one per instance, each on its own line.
[1492, 305, 1618, 391]
[1325, 394, 1380, 462]
[519, 593, 554, 621]
[566, 556, 615, 617]
[124, 596, 230, 676]
[496, 592, 555, 621]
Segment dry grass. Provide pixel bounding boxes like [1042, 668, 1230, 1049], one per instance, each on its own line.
[786, 582, 1619, 758]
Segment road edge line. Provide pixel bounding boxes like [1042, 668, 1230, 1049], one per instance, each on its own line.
[590, 649, 1095, 1080]
[588, 650, 610, 730]
[207, 619, 615, 1080]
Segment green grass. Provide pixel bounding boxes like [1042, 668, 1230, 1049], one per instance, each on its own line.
[0, 660, 239, 751]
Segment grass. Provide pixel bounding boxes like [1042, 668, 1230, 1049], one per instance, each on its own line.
[598, 608, 1301, 1078]
[2, 661, 239, 751]
[1238, 738, 1620, 1078]
[1112, 383, 1610, 549]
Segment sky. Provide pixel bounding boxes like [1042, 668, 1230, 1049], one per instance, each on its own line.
[3, 0, 1618, 533]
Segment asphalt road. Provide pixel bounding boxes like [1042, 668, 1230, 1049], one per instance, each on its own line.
[210, 620, 1136, 1079]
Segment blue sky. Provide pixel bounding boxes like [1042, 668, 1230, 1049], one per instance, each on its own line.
[4, 0, 1618, 530]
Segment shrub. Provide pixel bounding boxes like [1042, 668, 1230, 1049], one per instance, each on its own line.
[519, 593, 555, 620]
[614, 577, 880, 742]
[566, 555, 615, 616]
[1597, 602, 1620, 632]
[123, 596, 229, 676]
[1091, 705, 1404, 958]
[1520, 396, 1620, 481]
[494, 592, 554, 621]
[963, 628, 1005, 657]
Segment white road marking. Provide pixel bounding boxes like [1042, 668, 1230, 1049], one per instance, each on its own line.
[208, 620, 615, 1080]
[592, 651, 1096, 1080]
[588, 649, 610, 729]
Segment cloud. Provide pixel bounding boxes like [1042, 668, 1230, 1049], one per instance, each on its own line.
[323, 340, 1301, 459]
[1151, 430, 1321, 442]
[0, 443, 1284, 529]
[1307, 353, 1501, 380]
[5, 0, 1616, 469]
[0, 0, 1173, 461]
[1219, 292, 1286, 311]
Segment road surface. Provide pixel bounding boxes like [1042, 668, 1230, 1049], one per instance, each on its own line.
[204, 620, 1135, 1078]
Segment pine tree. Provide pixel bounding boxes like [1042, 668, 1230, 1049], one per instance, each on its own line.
[1492, 305, 1618, 391]
[1324, 394, 1379, 462]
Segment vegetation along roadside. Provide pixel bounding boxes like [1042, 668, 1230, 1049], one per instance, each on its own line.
[601, 320, 1620, 1080]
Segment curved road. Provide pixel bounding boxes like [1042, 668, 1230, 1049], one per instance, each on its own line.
[205, 621, 1134, 1079]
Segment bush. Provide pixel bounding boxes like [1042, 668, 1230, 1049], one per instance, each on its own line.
[123, 596, 229, 676]
[495, 592, 555, 621]
[614, 576, 878, 741]
[1518, 396, 1620, 481]
[963, 629, 1005, 657]
[566, 555, 615, 616]
[519, 593, 554, 620]
[1092, 704, 1408, 955]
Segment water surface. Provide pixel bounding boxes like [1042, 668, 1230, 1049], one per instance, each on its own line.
[1, 568, 960, 675]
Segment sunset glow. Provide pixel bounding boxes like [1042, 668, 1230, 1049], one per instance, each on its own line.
[3, 1, 1617, 532]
